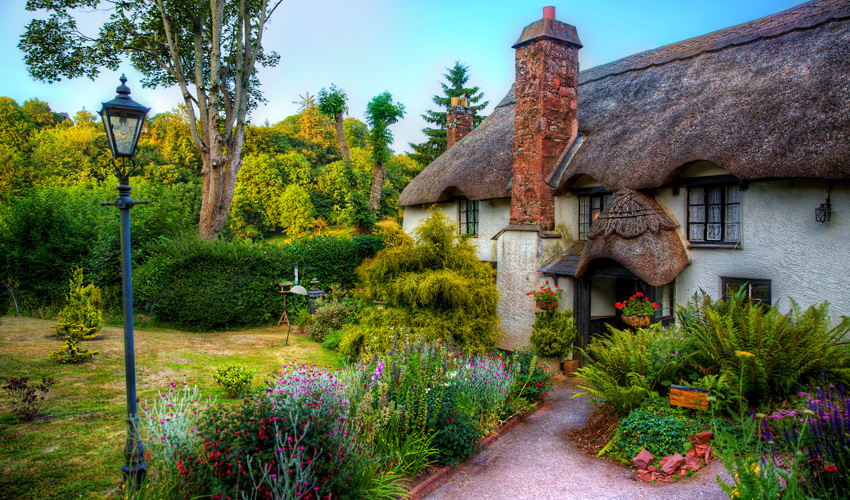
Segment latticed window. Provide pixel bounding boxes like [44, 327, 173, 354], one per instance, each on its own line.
[578, 193, 612, 240]
[459, 199, 479, 237]
[687, 185, 741, 243]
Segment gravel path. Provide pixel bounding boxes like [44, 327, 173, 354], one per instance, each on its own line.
[424, 378, 731, 500]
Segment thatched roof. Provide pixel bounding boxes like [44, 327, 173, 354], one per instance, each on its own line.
[399, 0, 850, 207]
[575, 190, 690, 286]
[397, 92, 515, 206]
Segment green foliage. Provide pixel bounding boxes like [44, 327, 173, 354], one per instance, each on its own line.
[54, 267, 104, 340]
[611, 397, 699, 462]
[679, 290, 850, 405]
[51, 324, 100, 364]
[530, 310, 577, 358]
[353, 212, 500, 354]
[135, 233, 383, 330]
[428, 385, 482, 464]
[278, 183, 314, 236]
[575, 324, 691, 414]
[212, 363, 255, 398]
[507, 346, 553, 402]
[365, 92, 405, 165]
[310, 300, 355, 342]
[408, 60, 489, 166]
[317, 84, 348, 119]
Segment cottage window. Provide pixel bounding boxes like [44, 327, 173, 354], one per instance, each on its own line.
[687, 185, 741, 245]
[459, 199, 479, 237]
[654, 283, 674, 319]
[721, 277, 771, 306]
[578, 193, 612, 240]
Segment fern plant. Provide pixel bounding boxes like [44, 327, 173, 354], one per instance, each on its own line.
[574, 324, 692, 414]
[678, 290, 850, 405]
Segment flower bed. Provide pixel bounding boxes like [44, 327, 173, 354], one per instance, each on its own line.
[135, 338, 554, 499]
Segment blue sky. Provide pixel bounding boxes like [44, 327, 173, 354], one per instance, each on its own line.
[1, 0, 802, 153]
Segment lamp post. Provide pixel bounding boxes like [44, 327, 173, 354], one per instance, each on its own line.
[98, 74, 151, 488]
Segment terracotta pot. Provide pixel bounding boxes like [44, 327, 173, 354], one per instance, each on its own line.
[623, 314, 652, 328]
[536, 301, 557, 311]
[563, 359, 580, 376]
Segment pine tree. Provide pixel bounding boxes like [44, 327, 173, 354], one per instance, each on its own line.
[408, 61, 488, 166]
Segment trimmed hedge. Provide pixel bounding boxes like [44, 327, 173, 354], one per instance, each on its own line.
[134, 234, 383, 330]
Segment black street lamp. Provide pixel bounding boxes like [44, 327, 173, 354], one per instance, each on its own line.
[98, 74, 150, 488]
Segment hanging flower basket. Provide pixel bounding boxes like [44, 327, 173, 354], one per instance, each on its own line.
[536, 301, 558, 311]
[622, 314, 652, 328]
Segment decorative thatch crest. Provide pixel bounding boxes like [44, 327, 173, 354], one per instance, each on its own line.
[576, 189, 690, 286]
[587, 189, 678, 240]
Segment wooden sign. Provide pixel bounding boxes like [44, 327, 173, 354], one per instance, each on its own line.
[669, 385, 710, 411]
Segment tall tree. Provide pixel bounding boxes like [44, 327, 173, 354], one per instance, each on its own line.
[408, 61, 488, 166]
[364, 92, 404, 218]
[19, 0, 283, 239]
[317, 84, 350, 163]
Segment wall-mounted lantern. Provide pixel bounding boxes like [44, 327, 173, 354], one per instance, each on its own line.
[816, 190, 832, 223]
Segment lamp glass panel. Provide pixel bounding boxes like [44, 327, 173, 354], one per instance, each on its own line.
[109, 112, 141, 156]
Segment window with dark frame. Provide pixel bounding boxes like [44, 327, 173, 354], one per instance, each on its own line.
[721, 277, 771, 306]
[459, 199, 479, 237]
[687, 185, 741, 244]
[578, 193, 612, 240]
[654, 283, 674, 319]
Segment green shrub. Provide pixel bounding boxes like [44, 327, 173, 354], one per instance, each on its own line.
[428, 386, 482, 464]
[353, 213, 500, 354]
[611, 397, 699, 462]
[212, 363, 255, 398]
[507, 346, 553, 402]
[530, 310, 577, 358]
[134, 233, 383, 330]
[679, 290, 850, 405]
[310, 300, 354, 342]
[576, 324, 692, 414]
[54, 267, 104, 340]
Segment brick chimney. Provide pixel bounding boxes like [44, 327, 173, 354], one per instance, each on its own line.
[446, 96, 474, 148]
[510, 6, 582, 230]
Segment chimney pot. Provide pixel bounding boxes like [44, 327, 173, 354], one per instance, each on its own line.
[543, 6, 555, 19]
[450, 97, 459, 106]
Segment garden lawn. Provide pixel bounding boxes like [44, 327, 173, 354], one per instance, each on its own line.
[0, 316, 342, 500]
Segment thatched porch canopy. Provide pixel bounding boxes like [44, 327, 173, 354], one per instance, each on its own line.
[574, 190, 690, 286]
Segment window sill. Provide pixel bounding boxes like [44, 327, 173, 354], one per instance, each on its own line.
[687, 242, 743, 250]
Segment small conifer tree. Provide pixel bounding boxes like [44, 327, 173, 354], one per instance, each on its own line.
[51, 268, 102, 363]
[55, 267, 104, 340]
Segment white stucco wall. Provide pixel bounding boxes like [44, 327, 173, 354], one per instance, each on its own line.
[401, 199, 510, 262]
[654, 180, 850, 319]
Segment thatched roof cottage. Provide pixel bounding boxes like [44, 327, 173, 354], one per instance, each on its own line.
[399, 0, 850, 350]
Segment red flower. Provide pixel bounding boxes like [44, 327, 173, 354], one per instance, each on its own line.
[630, 296, 635, 301]
[825, 465, 838, 472]
[645, 298, 650, 302]
[636, 292, 643, 297]
[652, 303, 659, 309]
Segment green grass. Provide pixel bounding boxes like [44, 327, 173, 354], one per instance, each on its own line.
[0, 316, 342, 500]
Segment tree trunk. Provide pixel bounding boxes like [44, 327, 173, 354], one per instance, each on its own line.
[197, 141, 244, 240]
[369, 161, 386, 213]
[334, 112, 350, 162]
[354, 220, 371, 235]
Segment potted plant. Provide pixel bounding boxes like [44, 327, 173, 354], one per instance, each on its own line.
[530, 310, 577, 374]
[527, 281, 563, 310]
[615, 292, 659, 328]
